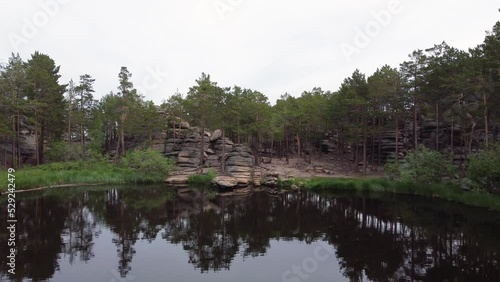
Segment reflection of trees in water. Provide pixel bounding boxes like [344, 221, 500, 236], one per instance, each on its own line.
[62, 192, 99, 265]
[322, 196, 500, 282]
[1, 197, 69, 281]
[104, 189, 139, 277]
[1, 188, 500, 281]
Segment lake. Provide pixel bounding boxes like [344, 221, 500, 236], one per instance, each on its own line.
[1, 185, 500, 282]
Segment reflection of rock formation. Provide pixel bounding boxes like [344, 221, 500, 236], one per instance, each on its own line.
[2, 188, 500, 281]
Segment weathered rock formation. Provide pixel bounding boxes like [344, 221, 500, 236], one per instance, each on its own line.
[211, 176, 238, 190]
[225, 145, 255, 187]
[161, 121, 258, 188]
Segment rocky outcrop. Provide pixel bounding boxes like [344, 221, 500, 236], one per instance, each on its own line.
[211, 176, 238, 190]
[261, 171, 279, 187]
[160, 122, 258, 188]
[225, 145, 255, 187]
[165, 175, 190, 187]
[213, 137, 234, 154]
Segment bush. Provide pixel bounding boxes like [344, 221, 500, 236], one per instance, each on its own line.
[188, 169, 217, 185]
[120, 149, 175, 183]
[467, 144, 500, 192]
[45, 141, 82, 162]
[385, 145, 456, 184]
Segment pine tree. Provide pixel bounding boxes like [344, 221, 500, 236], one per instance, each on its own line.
[26, 52, 66, 164]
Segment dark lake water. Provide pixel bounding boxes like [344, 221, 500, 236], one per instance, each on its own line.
[1, 185, 500, 282]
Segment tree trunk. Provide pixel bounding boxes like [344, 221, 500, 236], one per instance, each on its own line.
[118, 108, 127, 159]
[254, 135, 260, 166]
[80, 124, 85, 158]
[237, 118, 240, 144]
[483, 91, 488, 147]
[354, 143, 358, 173]
[296, 134, 301, 160]
[278, 140, 282, 160]
[413, 97, 418, 152]
[378, 118, 382, 166]
[285, 127, 289, 164]
[114, 125, 121, 162]
[270, 137, 274, 163]
[68, 108, 72, 145]
[395, 115, 399, 165]
[120, 123, 125, 156]
[371, 131, 375, 166]
[39, 123, 45, 164]
[221, 128, 226, 173]
[363, 129, 367, 175]
[12, 116, 16, 168]
[308, 125, 312, 164]
[450, 111, 454, 158]
[200, 111, 205, 167]
[16, 113, 21, 168]
[436, 101, 439, 150]
[35, 127, 39, 165]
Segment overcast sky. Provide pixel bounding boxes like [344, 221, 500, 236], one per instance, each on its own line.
[1, 0, 499, 105]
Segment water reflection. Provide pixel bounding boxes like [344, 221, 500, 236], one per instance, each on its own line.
[1, 186, 500, 281]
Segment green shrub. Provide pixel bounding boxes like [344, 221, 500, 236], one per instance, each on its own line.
[45, 141, 81, 162]
[120, 149, 175, 183]
[383, 161, 400, 180]
[188, 169, 217, 185]
[385, 145, 456, 184]
[467, 144, 500, 192]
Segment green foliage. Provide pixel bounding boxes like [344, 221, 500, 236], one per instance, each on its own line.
[120, 149, 175, 183]
[205, 190, 218, 200]
[26, 52, 67, 160]
[0, 160, 127, 191]
[45, 141, 81, 162]
[187, 169, 217, 185]
[44, 141, 69, 162]
[302, 177, 500, 211]
[0, 150, 175, 190]
[467, 144, 500, 192]
[385, 146, 456, 184]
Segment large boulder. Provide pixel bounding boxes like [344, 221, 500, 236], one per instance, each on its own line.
[210, 129, 223, 141]
[165, 175, 189, 186]
[211, 176, 238, 189]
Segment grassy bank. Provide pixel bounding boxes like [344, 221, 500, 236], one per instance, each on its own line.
[298, 177, 500, 211]
[0, 159, 168, 192]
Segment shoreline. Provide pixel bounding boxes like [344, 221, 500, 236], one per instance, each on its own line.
[294, 177, 500, 211]
[2, 157, 500, 212]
